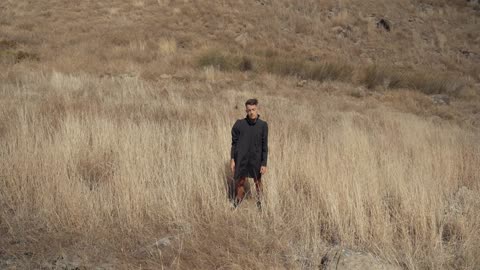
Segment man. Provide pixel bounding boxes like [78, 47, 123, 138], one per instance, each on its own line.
[230, 98, 268, 209]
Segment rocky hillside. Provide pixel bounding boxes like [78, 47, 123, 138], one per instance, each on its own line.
[1, 0, 479, 125]
[1, 0, 479, 76]
[1, 1, 480, 269]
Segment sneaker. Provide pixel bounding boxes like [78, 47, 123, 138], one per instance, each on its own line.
[233, 199, 242, 209]
[256, 201, 262, 210]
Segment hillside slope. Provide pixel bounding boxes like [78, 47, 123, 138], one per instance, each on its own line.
[1, 0, 479, 76]
[1, 1, 480, 269]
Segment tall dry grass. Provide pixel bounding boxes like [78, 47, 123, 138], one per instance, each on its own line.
[1, 0, 479, 268]
[1, 71, 479, 269]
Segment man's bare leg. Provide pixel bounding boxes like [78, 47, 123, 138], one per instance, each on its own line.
[234, 177, 247, 207]
[254, 178, 263, 210]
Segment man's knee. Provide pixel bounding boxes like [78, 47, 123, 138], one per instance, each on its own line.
[236, 177, 247, 187]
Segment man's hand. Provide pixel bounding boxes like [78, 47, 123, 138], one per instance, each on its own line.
[260, 166, 267, 175]
[230, 159, 235, 174]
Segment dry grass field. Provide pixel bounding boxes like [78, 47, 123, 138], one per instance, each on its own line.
[1, 0, 480, 269]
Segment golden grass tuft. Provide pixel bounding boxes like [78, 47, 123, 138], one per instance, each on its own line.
[158, 38, 177, 56]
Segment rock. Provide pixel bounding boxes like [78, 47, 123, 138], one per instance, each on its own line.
[467, 0, 479, 6]
[446, 186, 478, 217]
[459, 49, 476, 59]
[45, 255, 83, 270]
[118, 73, 137, 79]
[321, 247, 401, 270]
[331, 26, 351, 38]
[153, 237, 172, 248]
[418, 3, 434, 14]
[243, 22, 254, 31]
[23, 251, 33, 257]
[431, 94, 450, 105]
[297, 80, 307, 87]
[331, 26, 343, 33]
[172, 75, 189, 82]
[234, 33, 249, 48]
[442, 186, 479, 243]
[376, 18, 391, 32]
[134, 235, 175, 256]
[349, 87, 366, 98]
[159, 74, 172, 80]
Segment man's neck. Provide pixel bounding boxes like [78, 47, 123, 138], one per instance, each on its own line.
[247, 116, 257, 124]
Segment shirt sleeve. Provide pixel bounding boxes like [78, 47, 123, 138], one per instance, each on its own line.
[261, 122, 268, 166]
[231, 121, 239, 160]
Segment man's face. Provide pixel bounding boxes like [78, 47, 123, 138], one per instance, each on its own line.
[246, 104, 258, 120]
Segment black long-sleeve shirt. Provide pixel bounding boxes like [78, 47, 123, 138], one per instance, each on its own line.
[231, 115, 268, 180]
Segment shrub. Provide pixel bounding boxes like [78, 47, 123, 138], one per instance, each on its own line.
[197, 50, 253, 72]
[0, 50, 39, 64]
[404, 73, 466, 95]
[361, 64, 400, 89]
[361, 65, 465, 95]
[238, 56, 253, 71]
[197, 50, 229, 70]
[305, 61, 353, 82]
[0, 39, 17, 50]
[265, 57, 353, 82]
[265, 57, 305, 77]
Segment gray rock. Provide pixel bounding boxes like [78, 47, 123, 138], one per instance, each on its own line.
[376, 19, 391, 32]
[431, 94, 450, 105]
[234, 33, 249, 48]
[331, 26, 351, 38]
[159, 74, 172, 80]
[321, 247, 401, 270]
[297, 80, 307, 87]
[153, 237, 172, 248]
[50, 255, 83, 270]
[134, 235, 175, 256]
[467, 0, 479, 6]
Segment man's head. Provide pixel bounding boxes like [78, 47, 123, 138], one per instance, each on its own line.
[245, 98, 259, 120]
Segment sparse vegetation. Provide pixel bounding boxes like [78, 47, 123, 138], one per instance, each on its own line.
[361, 64, 469, 95]
[197, 50, 254, 72]
[0, 49, 39, 64]
[305, 61, 353, 82]
[262, 56, 353, 82]
[265, 57, 306, 77]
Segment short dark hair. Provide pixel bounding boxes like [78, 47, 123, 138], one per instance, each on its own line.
[245, 99, 258, 106]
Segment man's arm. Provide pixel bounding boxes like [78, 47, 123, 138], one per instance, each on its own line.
[230, 121, 240, 173]
[261, 122, 268, 167]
